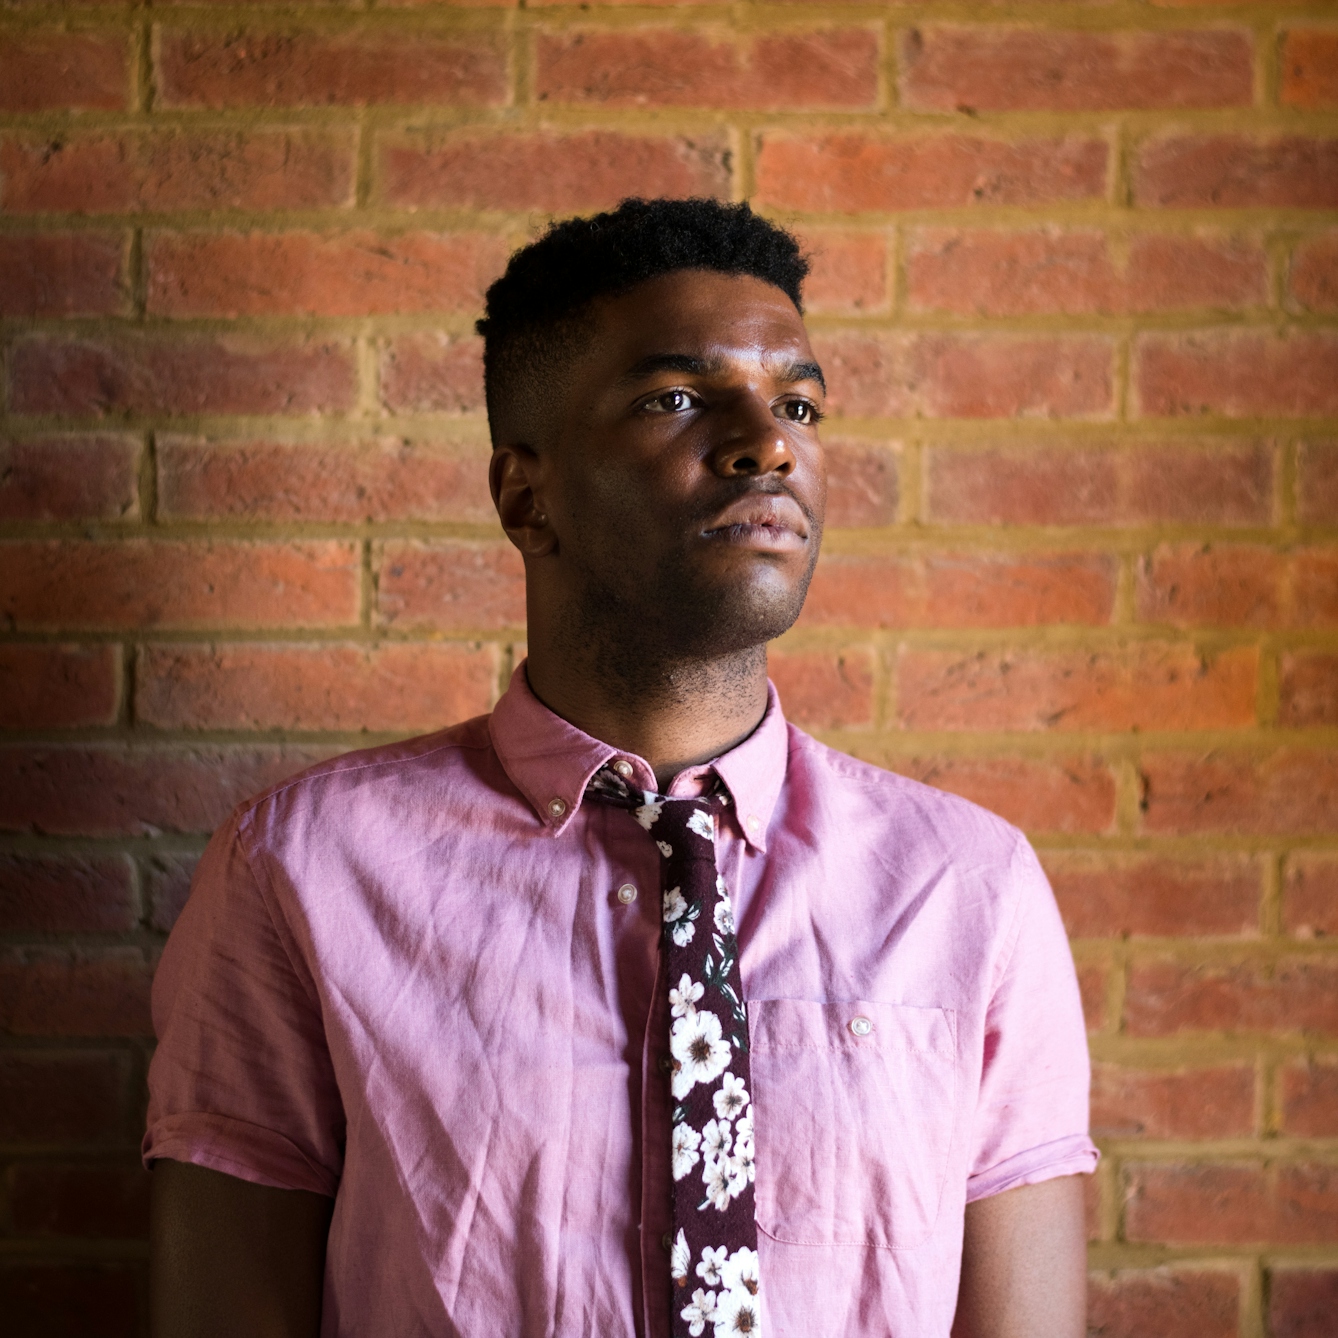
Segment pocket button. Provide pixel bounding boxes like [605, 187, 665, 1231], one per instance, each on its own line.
[849, 1015, 873, 1038]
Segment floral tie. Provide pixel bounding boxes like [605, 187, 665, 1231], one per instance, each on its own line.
[585, 768, 763, 1338]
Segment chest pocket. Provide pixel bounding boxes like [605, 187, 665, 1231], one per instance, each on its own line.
[747, 999, 957, 1251]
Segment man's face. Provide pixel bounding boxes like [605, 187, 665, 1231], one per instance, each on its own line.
[530, 268, 827, 660]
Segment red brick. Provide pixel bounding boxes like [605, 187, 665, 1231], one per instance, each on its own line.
[143, 853, 199, 934]
[145, 229, 509, 319]
[1280, 1059, 1338, 1138]
[0, 646, 120, 730]
[0, 1263, 140, 1338]
[0, 854, 135, 934]
[0, 1051, 131, 1145]
[768, 648, 875, 731]
[1271, 1269, 1338, 1338]
[0, 540, 360, 632]
[536, 27, 877, 110]
[138, 641, 497, 734]
[814, 331, 1113, 420]
[0, 435, 140, 523]
[1134, 135, 1338, 209]
[0, 30, 130, 112]
[375, 336, 479, 417]
[1280, 651, 1338, 728]
[0, 744, 332, 837]
[157, 434, 495, 525]
[375, 540, 525, 631]
[1140, 748, 1338, 836]
[1296, 441, 1338, 524]
[901, 26, 1251, 112]
[800, 551, 1115, 629]
[8, 1160, 150, 1239]
[925, 441, 1273, 528]
[1290, 233, 1338, 313]
[905, 229, 1265, 316]
[822, 437, 899, 528]
[896, 643, 1257, 733]
[1126, 956, 1338, 1037]
[0, 233, 127, 318]
[1077, 959, 1109, 1031]
[0, 949, 154, 1038]
[1284, 854, 1338, 939]
[378, 129, 731, 212]
[1091, 1064, 1254, 1140]
[9, 333, 357, 419]
[0, 128, 356, 215]
[1135, 331, 1338, 419]
[755, 132, 1107, 212]
[1087, 1269, 1240, 1338]
[1282, 31, 1338, 109]
[799, 230, 889, 315]
[156, 26, 507, 108]
[1126, 1162, 1338, 1245]
[1043, 851, 1261, 938]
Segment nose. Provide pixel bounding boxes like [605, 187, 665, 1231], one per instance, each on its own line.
[708, 395, 796, 479]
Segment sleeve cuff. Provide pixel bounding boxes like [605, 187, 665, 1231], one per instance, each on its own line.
[965, 1134, 1099, 1204]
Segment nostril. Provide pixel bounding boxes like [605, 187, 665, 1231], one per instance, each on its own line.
[733, 456, 758, 472]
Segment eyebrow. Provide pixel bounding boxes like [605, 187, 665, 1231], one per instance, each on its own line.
[620, 352, 826, 393]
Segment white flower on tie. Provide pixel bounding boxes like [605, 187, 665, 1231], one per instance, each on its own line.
[670, 974, 705, 1019]
[735, 1112, 754, 1145]
[670, 1010, 731, 1099]
[701, 1158, 734, 1211]
[663, 887, 687, 923]
[696, 1245, 728, 1287]
[713, 887, 735, 936]
[657, 840, 674, 859]
[713, 1285, 762, 1337]
[670, 1229, 690, 1283]
[672, 1122, 702, 1181]
[701, 1118, 732, 1168]
[635, 799, 664, 831]
[682, 1288, 718, 1337]
[713, 1073, 749, 1122]
[730, 1133, 755, 1187]
[671, 918, 696, 947]
[721, 1247, 761, 1297]
[687, 808, 716, 842]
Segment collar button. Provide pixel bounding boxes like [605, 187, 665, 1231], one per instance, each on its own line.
[613, 760, 634, 779]
[547, 798, 567, 818]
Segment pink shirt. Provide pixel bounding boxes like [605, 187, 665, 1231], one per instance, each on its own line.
[145, 664, 1096, 1338]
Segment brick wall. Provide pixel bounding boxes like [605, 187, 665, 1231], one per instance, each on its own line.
[1, 2, 1335, 1334]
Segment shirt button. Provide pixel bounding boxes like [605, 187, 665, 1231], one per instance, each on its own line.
[746, 815, 760, 833]
[616, 883, 638, 905]
[661, 1232, 673, 1253]
[613, 760, 634, 779]
[658, 1055, 672, 1074]
[547, 798, 567, 818]
[849, 1015, 873, 1038]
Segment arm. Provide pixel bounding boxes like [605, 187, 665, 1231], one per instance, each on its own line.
[150, 1159, 334, 1338]
[951, 1175, 1087, 1338]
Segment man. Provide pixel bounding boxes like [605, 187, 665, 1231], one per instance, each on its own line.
[147, 199, 1095, 1337]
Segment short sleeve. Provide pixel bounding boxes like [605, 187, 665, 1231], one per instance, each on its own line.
[965, 835, 1098, 1202]
[143, 811, 344, 1196]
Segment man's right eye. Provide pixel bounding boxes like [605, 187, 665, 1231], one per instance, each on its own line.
[643, 389, 696, 414]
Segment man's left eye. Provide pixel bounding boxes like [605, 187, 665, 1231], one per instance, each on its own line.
[645, 389, 695, 413]
[781, 399, 823, 425]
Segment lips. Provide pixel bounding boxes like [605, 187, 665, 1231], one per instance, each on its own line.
[701, 491, 809, 552]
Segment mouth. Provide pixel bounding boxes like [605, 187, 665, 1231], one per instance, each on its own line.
[701, 491, 809, 553]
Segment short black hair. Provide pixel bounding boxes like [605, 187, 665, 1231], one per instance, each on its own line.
[476, 198, 809, 445]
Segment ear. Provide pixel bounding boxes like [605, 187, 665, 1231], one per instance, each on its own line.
[490, 444, 557, 559]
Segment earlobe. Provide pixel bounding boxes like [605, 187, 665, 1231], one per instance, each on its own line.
[490, 445, 557, 558]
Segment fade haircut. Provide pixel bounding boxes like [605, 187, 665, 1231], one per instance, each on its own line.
[475, 197, 809, 447]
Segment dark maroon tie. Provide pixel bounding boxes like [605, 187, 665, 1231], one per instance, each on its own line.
[586, 768, 763, 1337]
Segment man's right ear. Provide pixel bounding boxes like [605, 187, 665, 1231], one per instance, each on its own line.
[489, 445, 557, 558]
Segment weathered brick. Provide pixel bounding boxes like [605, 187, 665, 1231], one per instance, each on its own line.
[1043, 851, 1261, 939]
[754, 132, 1107, 212]
[1297, 440, 1338, 525]
[800, 551, 1115, 629]
[157, 434, 495, 525]
[138, 641, 497, 733]
[822, 438, 900, 529]
[0, 1263, 141, 1338]
[1134, 136, 1338, 209]
[375, 540, 525, 631]
[895, 643, 1257, 733]
[0, 853, 136, 933]
[9, 333, 357, 419]
[905, 229, 1265, 316]
[1271, 1269, 1338, 1338]
[1280, 1059, 1338, 1138]
[1135, 331, 1338, 419]
[0, 949, 154, 1038]
[1091, 1064, 1254, 1139]
[1087, 1269, 1240, 1338]
[0, 435, 140, 523]
[924, 441, 1273, 527]
[8, 1160, 150, 1239]
[1125, 1163, 1338, 1245]
[155, 26, 508, 108]
[0, 645, 120, 730]
[377, 129, 731, 212]
[1283, 854, 1338, 939]
[0, 540, 360, 632]
[0, 234, 127, 318]
[799, 230, 889, 315]
[0, 1051, 131, 1145]
[814, 331, 1114, 420]
[0, 128, 356, 215]
[900, 26, 1252, 112]
[143, 853, 199, 934]
[768, 648, 875, 731]
[1280, 650, 1338, 728]
[378, 333, 485, 416]
[0, 29, 130, 112]
[1290, 233, 1338, 313]
[1140, 749, 1338, 836]
[1077, 959, 1109, 1031]
[0, 744, 332, 837]
[1281, 31, 1338, 110]
[536, 27, 878, 110]
[1126, 956, 1338, 1036]
[145, 229, 509, 318]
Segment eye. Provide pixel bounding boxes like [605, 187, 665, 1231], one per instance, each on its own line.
[780, 398, 824, 426]
[642, 388, 698, 414]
